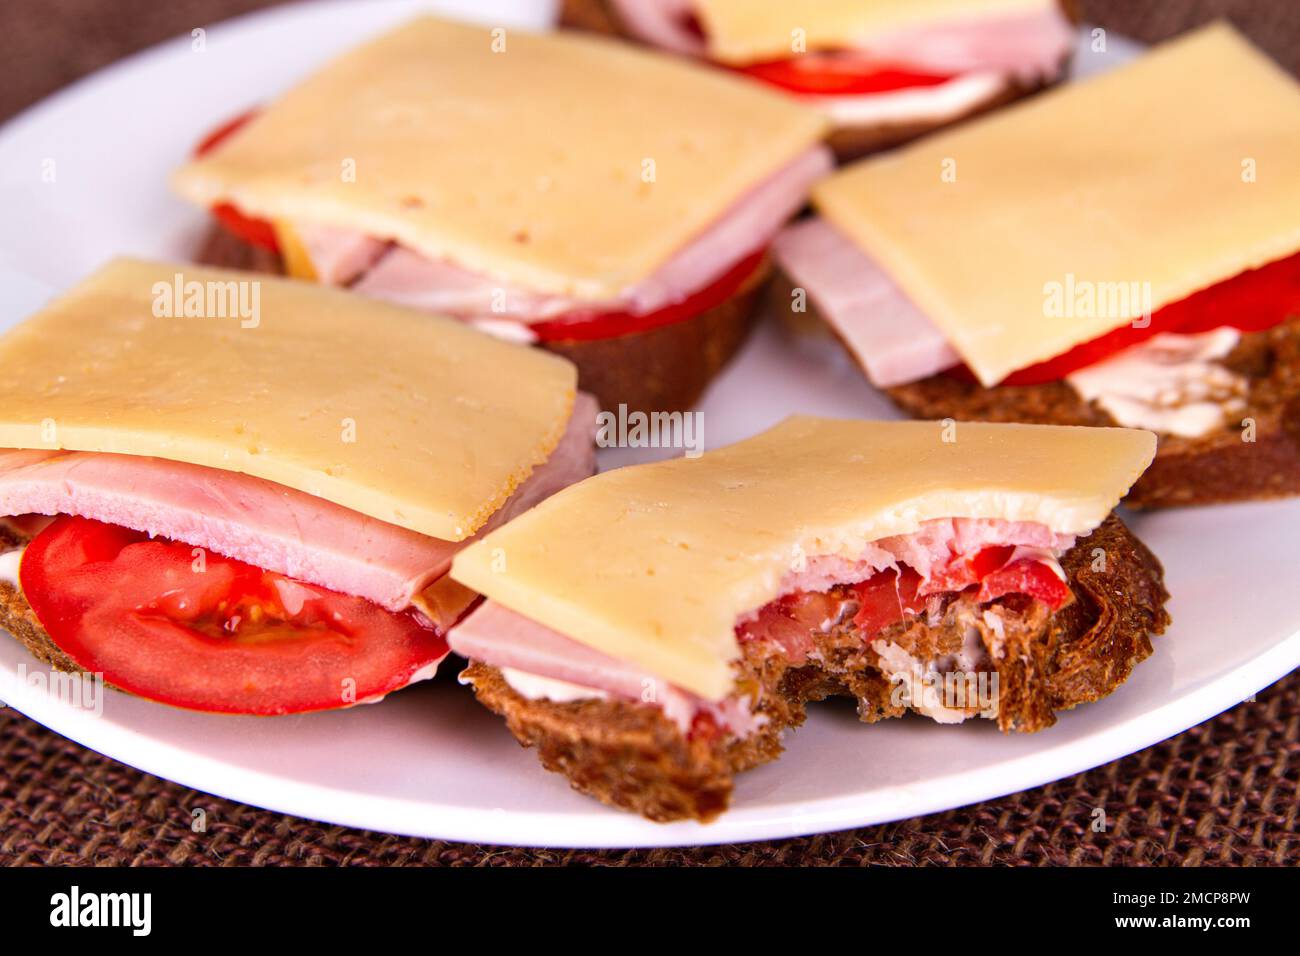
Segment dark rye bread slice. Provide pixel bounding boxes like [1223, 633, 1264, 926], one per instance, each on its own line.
[558, 0, 1078, 163]
[459, 514, 1169, 822]
[195, 225, 762, 415]
[771, 269, 1300, 509]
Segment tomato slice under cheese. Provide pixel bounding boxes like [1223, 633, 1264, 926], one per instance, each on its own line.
[736, 53, 955, 96]
[19, 516, 448, 715]
[947, 248, 1300, 386]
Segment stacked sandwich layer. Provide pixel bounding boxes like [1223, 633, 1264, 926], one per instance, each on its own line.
[774, 23, 1300, 506]
[0, 259, 596, 714]
[579, 0, 1074, 156]
[173, 17, 831, 412]
[446, 418, 1167, 818]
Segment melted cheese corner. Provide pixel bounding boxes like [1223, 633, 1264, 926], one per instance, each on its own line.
[694, 0, 1056, 63]
[813, 22, 1300, 386]
[0, 258, 577, 542]
[172, 16, 826, 301]
[452, 417, 1155, 699]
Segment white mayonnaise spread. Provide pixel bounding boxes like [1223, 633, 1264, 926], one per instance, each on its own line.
[469, 317, 539, 345]
[1066, 327, 1248, 439]
[500, 667, 609, 703]
[0, 546, 24, 589]
[871, 622, 998, 725]
[804, 72, 1007, 126]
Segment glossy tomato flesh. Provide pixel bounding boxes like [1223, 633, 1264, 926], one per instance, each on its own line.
[194, 110, 280, 252]
[19, 516, 447, 715]
[736, 52, 955, 96]
[739, 546, 1071, 646]
[527, 249, 767, 342]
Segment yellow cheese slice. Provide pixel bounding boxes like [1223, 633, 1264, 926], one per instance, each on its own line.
[0, 258, 576, 541]
[172, 16, 827, 302]
[694, 0, 1056, 64]
[812, 22, 1300, 387]
[452, 417, 1155, 700]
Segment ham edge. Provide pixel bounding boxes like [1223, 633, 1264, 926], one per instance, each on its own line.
[332, 146, 833, 331]
[0, 393, 597, 614]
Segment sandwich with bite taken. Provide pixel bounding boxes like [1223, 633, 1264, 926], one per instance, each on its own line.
[561, 0, 1078, 160]
[772, 24, 1300, 508]
[172, 15, 831, 414]
[0, 259, 594, 714]
[446, 417, 1169, 821]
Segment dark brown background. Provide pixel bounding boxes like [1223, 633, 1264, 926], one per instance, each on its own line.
[1, 0, 1297, 866]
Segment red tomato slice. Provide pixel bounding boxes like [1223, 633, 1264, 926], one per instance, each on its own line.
[851, 566, 926, 635]
[19, 516, 447, 715]
[946, 249, 1300, 386]
[528, 249, 767, 343]
[977, 559, 1071, 609]
[966, 544, 1017, 581]
[850, 548, 1070, 634]
[922, 544, 1016, 594]
[736, 53, 954, 96]
[194, 109, 280, 252]
[736, 595, 822, 660]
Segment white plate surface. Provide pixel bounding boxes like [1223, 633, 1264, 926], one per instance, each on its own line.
[0, 0, 1296, 848]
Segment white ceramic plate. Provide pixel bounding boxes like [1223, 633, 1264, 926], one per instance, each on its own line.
[1, 0, 1296, 849]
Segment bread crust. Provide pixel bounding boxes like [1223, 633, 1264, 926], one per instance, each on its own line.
[558, 0, 1076, 162]
[195, 225, 760, 414]
[459, 514, 1169, 821]
[773, 265, 1300, 509]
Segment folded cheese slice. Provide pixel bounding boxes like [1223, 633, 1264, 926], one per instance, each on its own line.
[172, 15, 827, 302]
[692, 0, 1060, 64]
[451, 417, 1155, 699]
[0, 258, 577, 542]
[811, 22, 1300, 386]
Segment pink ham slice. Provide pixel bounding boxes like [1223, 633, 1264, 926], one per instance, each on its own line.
[608, 0, 706, 58]
[0, 393, 596, 611]
[611, 1, 1072, 83]
[294, 223, 387, 285]
[350, 248, 568, 320]
[449, 599, 725, 732]
[772, 217, 959, 387]
[857, 7, 1075, 83]
[450, 600, 664, 703]
[345, 146, 833, 322]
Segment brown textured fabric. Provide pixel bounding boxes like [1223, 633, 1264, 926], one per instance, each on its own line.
[2, 674, 1296, 866]
[0, 0, 1298, 865]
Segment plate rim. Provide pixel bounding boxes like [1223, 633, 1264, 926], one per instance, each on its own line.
[0, 1, 1295, 848]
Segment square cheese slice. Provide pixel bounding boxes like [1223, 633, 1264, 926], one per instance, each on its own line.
[813, 22, 1300, 386]
[173, 15, 827, 301]
[452, 417, 1155, 699]
[694, 0, 1056, 63]
[0, 259, 577, 542]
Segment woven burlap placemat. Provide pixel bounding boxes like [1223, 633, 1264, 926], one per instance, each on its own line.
[1, 0, 1298, 866]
